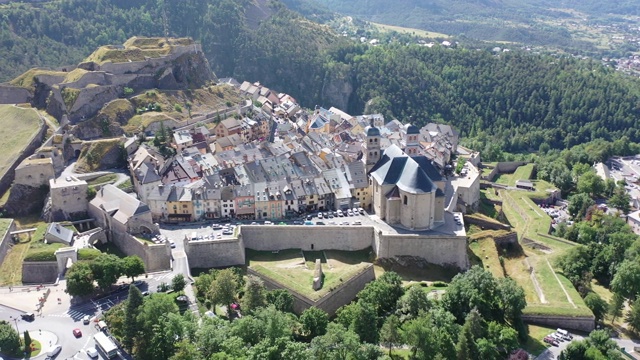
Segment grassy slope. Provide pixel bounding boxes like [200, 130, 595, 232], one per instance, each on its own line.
[0, 105, 43, 181]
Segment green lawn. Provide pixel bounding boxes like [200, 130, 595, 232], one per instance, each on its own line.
[498, 188, 590, 317]
[0, 105, 43, 180]
[87, 174, 118, 186]
[469, 237, 504, 278]
[247, 249, 371, 301]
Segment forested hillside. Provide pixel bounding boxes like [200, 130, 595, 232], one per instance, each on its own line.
[3, 0, 640, 154]
[338, 44, 640, 153]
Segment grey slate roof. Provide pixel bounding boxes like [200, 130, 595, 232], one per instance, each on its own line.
[370, 145, 441, 195]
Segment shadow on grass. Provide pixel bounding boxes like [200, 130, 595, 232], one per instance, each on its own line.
[324, 248, 375, 265]
[376, 257, 458, 283]
[245, 248, 303, 263]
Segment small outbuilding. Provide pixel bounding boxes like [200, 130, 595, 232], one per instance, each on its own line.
[44, 223, 74, 245]
[515, 180, 535, 191]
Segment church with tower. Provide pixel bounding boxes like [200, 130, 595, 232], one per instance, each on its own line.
[364, 120, 447, 231]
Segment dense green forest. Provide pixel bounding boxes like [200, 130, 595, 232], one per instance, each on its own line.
[93, 267, 535, 360]
[3, 0, 640, 153]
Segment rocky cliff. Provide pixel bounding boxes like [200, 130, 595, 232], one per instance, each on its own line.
[4, 37, 216, 124]
[2, 184, 48, 216]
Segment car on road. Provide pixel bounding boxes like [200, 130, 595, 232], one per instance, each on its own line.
[169, 240, 176, 248]
[73, 328, 82, 337]
[83, 315, 91, 325]
[47, 344, 62, 358]
[21, 312, 35, 321]
[86, 347, 99, 358]
[176, 295, 189, 302]
[142, 291, 150, 296]
[543, 336, 558, 346]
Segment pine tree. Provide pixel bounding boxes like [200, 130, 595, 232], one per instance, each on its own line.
[124, 285, 144, 352]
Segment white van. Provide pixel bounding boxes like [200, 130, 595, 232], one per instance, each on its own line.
[557, 328, 572, 340]
[97, 320, 108, 331]
[47, 344, 62, 357]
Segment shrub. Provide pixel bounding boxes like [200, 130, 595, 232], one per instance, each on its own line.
[174, 104, 183, 112]
[432, 281, 448, 287]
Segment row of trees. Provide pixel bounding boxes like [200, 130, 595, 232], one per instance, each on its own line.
[66, 254, 145, 296]
[104, 265, 527, 360]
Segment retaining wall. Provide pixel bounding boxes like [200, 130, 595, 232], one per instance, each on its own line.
[0, 85, 31, 104]
[493, 232, 518, 246]
[21, 261, 58, 284]
[377, 233, 469, 269]
[241, 225, 374, 252]
[247, 264, 375, 316]
[0, 219, 16, 267]
[463, 216, 510, 231]
[0, 118, 47, 200]
[521, 314, 595, 332]
[111, 231, 170, 272]
[184, 237, 245, 268]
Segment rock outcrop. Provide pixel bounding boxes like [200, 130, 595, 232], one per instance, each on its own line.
[5, 37, 217, 123]
[2, 184, 48, 217]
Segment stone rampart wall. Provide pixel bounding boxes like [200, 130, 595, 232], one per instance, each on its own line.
[64, 72, 108, 89]
[21, 261, 58, 284]
[463, 216, 510, 231]
[377, 233, 469, 269]
[111, 230, 170, 272]
[314, 265, 375, 316]
[246, 265, 375, 316]
[521, 314, 595, 332]
[0, 85, 31, 104]
[184, 237, 245, 269]
[496, 161, 528, 173]
[0, 119, 46, 199]
[241, 225, 374, 252]
[0, 219, 16, 268]
[99, 45, 196, 75]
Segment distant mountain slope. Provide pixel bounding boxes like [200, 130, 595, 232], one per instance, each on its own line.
[295, 0, 639, 50]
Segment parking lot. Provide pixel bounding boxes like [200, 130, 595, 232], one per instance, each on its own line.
[158, 209, 375, 244]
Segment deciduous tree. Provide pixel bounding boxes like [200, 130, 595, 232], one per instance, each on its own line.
[300, 307, 329, 339]
[66, 261, 95, 297]
[122, 256, 145, 281]
[171, 274, 186, 293]
[207, 269, 238, 317]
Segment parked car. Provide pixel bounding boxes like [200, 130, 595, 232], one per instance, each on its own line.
[318, 213, 323, 219]
[358, 207, 365, 215]
[337, 210, 344, 217]
[352, 221, 362, 225]
[346, 209, 353, 216]
[543, 336, 558, 346]
[169, 240, 176, 248]
[47, 345, 62, 357]
[86, 347, 98, 358]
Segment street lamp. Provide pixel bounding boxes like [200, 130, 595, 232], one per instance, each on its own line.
[9, 316, 20, 334]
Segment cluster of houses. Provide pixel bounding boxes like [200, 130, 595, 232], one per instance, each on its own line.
[124, 81, 479, 224]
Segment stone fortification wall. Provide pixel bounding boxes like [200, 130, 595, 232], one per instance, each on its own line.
[247, 265, 375, 316]
[68, 85, 120, 123]
[0, 120, 47, 200]
[241, 225, 374, 252]
[0, 85, 31, 104]
[63, 72, 109, 89]
[313, 265, 375, 316]
[493, 231, 518, 246]
[463, 216, 510, 231]
[184, 237, 245, 268]
[21, 261, 58, 284]
[376, 233, 469, 269]
[98, 45, 200, 75]
[111, 232, 170, 272]
[496, 161, 528, 173]
[0, 219, 16, 268]
[521, 314, 594, 332]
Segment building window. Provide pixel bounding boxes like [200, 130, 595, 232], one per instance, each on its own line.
[403, 195, 408, 205]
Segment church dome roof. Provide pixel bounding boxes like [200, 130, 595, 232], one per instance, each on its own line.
[366, 125, 380, 137]
[406, 124, 419, 135]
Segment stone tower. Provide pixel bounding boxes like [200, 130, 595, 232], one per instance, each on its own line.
[404, 124, 420, 156]
[365, 117, 381, 172]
